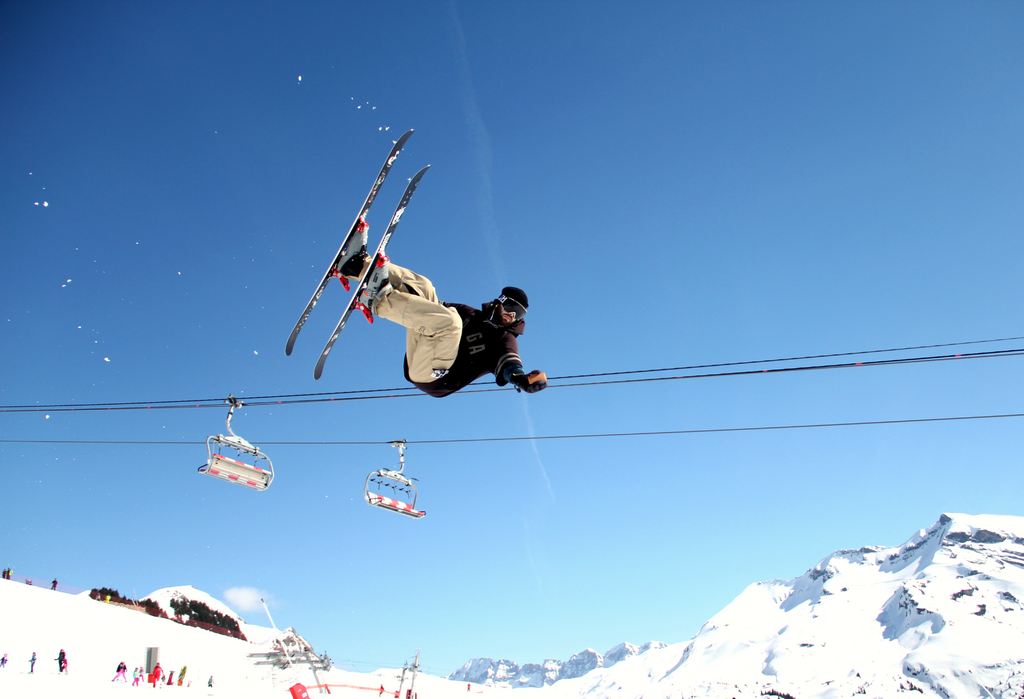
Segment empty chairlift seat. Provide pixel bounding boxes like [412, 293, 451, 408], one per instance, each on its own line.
[363, 441, 424, 518]
[199, 395, 274, 491]
[201, 448, 273, 491]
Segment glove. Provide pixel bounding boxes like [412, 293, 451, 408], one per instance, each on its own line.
[511, 370, 547, 394]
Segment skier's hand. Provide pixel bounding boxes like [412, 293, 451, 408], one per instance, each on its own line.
[512, 370, 547, 394]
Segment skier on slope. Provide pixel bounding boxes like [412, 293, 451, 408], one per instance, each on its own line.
[340, 250, 547, 397]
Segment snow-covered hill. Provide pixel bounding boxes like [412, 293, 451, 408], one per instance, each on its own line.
[449, 642, 667, 688]
[534, 513, 1024, 699]
[0, 580, 499, 699]
[1, 513, 1022, 699]
[143, 585, 277, 645]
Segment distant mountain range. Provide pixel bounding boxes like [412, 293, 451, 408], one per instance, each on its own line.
[449, 641, 667, 688]
[451, 513, 1024, 698]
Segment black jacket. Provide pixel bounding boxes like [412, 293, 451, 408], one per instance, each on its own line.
[406, 301, 524, 397]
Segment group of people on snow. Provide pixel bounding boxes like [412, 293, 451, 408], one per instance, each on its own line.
[1, 649, 211, 688]
[140, 662, 204, 688]
[1, 567, 59, 591]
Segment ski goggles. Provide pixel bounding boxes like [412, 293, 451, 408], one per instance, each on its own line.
[497, 295, 527, 321]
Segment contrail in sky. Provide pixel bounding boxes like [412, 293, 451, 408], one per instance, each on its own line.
[446, 0, 506, 280]
[522, 399, 555, 501]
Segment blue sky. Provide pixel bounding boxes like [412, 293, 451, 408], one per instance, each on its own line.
[2, 0, 1023, 676]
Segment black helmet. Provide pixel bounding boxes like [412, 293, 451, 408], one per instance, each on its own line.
[498, 286, 528, 321]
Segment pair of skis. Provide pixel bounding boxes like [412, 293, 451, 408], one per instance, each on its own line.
[285, 129, 429, 379]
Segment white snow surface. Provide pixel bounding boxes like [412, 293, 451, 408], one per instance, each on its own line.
[1, 513, 1023, 699]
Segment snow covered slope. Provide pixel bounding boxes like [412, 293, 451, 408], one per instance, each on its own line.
[0, 579, 281, 698]
[0, 580, 500, 699]
[2, 513, 1021, 699]
[536, 513, 1024, 699]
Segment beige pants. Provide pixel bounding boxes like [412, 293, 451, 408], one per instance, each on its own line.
[370, 264, 463, 383]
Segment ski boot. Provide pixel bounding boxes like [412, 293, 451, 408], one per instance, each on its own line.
[355, 254, 393, 320]
[332, 218, 370, 290]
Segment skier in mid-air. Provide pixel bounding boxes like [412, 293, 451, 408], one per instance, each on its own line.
[339, 249, 547, 398]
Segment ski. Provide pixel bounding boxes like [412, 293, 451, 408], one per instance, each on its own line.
[285, 129, 415, 357]
[313, 164, 431, 380]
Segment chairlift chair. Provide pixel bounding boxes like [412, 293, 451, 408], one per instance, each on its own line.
[199, 395, 274, 491]
[364, 441, 424, 518]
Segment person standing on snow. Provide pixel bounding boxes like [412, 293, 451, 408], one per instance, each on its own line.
[1, 653, 8, 668]
[56, 649, 66, 674]
[29, 652, 36, 673]
[112, 661, 127, 682]
[339, 250, 547, 397]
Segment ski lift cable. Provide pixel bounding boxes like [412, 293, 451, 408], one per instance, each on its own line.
[229, 345, 1024, 408]
[5, 333, 1023, 411]
[3, 411, 1024, 447]
[1, 343, 1022, 414]
[553, 334, 1024, 380]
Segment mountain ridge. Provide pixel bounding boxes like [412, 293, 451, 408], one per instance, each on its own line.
[449, 641, 667, 688]
[534, 512, 1024, 699]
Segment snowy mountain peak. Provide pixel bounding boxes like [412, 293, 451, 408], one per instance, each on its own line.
[560, 513, 1024, 699]
[449, 641, 666, 688]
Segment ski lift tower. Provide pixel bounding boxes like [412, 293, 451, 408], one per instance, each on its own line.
[395, 650, 421, 699]
[248, 628, 331, 692]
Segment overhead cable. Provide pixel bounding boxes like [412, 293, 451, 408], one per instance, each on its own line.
[3, 411, 1023, 446]
[2, 340, 1022, 414]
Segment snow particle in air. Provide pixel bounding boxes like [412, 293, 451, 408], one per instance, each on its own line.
[104, 357, 110, 362]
